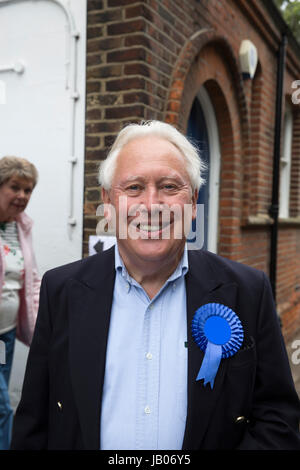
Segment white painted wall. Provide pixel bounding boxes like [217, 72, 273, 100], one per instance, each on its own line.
[0, 0, 87, 276]
[0, 0, 87, 411]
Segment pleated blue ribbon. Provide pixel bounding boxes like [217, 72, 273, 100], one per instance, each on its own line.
[191, 303, 244, 389]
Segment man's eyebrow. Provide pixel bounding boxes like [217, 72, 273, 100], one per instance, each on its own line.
[121, 176, 147, 184]
[158, 175, 185, 182]
[121, 174, 185, 184]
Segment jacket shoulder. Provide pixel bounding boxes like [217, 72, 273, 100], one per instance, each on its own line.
[42, 246, 115, 288]
[189, 249, 267, 288]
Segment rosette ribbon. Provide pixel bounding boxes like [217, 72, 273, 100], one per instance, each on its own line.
[191, 303, 244, 389]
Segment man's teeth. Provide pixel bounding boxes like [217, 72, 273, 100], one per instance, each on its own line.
[139, 224, 160, 232]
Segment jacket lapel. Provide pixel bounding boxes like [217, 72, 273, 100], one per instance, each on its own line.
[182, 251, 238, 450]
[67, 247, 238, 450]
[68, 247, 116, 450]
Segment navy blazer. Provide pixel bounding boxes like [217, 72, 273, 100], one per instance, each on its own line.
[11, 248, 300, 449]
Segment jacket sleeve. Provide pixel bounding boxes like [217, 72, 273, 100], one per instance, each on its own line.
[237, 273, 300, 449]
[16, 227, 41, 347]
[10, 274, 51, 449]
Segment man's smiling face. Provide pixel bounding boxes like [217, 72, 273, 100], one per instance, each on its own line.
[102, 136, 198, 269]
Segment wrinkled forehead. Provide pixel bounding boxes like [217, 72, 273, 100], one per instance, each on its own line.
[114, 136, 189, 181]
[118, 135, 185, 158]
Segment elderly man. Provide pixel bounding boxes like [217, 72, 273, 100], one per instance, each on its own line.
[11, 121, 300, 450]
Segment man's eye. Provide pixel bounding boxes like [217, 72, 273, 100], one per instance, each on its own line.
[163, 184, 176, 190]
[127, 185, 140, 191]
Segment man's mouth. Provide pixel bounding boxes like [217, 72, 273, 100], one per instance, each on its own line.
[135, 220, 173, 237]
[138, 224, 161, 232]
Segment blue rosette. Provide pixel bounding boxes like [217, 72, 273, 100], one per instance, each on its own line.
[191, 303, 244, 389]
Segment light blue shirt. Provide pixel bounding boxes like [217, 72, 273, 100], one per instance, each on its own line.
[100, 244, 188, 450]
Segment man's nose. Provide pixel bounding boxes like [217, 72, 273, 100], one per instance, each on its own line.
[142, 187, 161, 211]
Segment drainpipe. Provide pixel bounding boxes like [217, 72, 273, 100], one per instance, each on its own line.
[269, 33, 287, 302]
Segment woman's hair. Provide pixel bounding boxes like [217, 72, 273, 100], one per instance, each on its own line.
[0, 156, 38, 187]
[99, 120, 206, 191]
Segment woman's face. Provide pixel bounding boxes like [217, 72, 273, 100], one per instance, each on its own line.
[0, 175, 34, 222]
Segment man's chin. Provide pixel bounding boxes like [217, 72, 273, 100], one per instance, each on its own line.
[118, 237, 185, 262]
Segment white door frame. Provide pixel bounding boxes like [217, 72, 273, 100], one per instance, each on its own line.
[197, 86, 221, 254]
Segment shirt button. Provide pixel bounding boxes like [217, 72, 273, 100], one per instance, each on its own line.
[146, 352, 153, 360]
[57, 401, 63, 411]
[144, 406, 151, 414]
[235, 416, 246, 424]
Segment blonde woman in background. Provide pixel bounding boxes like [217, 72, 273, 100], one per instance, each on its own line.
[0, 156, 40, 449]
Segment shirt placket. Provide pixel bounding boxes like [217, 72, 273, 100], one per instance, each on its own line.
[135, 293, 162, 450]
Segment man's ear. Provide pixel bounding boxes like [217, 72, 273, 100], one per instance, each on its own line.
[101, 187, 111, 205]
[101, 188, 113, 222]
[192, 189, 198, 220]
[96, 187, 116, 235]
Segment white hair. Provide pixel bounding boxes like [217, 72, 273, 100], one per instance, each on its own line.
[98, 120, 206, 191]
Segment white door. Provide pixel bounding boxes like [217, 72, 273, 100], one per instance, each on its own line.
[0, 0, 87, 275]
[0, 0, 87, 411]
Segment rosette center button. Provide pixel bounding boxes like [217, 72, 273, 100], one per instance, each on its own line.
[204, 315, 231, 345]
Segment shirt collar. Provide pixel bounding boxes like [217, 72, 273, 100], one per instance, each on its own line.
[114, 243, 189, 286]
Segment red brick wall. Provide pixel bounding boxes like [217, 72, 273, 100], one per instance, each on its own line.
[84, 0, 300, 340]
